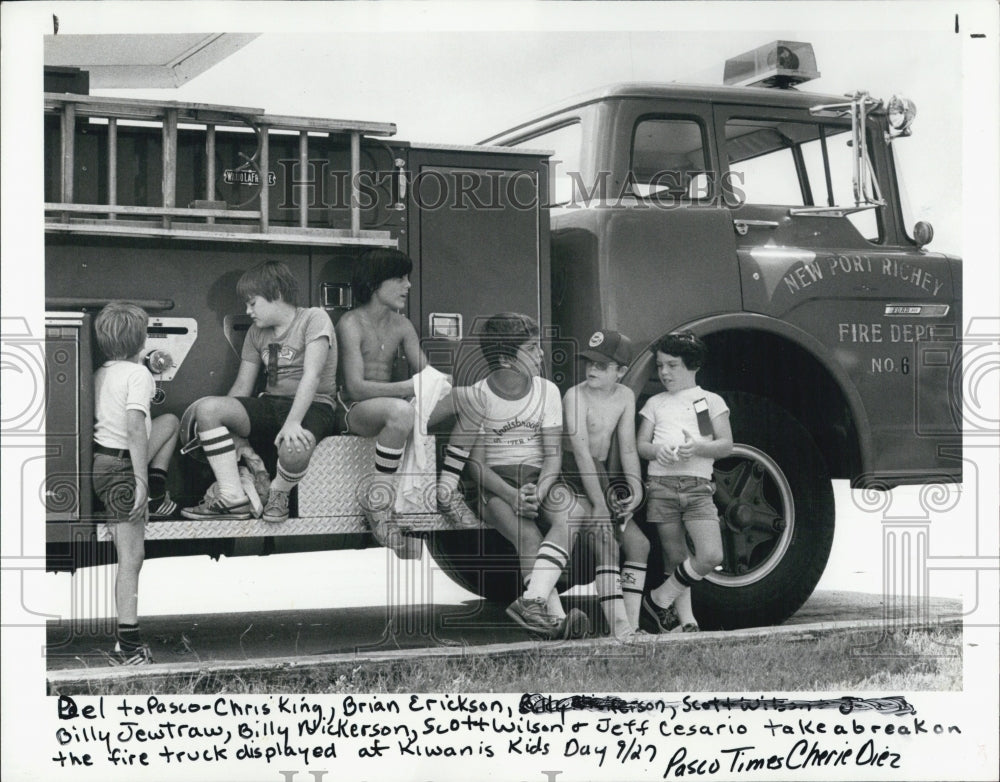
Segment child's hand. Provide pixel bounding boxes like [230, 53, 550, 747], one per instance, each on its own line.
[676, 429, 697, 461]
[130, 479, 149, 523]
[275, 422, 315, 453]
[516, 482, 540, 519]
[654, 443, 680, 466]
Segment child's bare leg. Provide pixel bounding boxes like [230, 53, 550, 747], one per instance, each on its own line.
[345, 397, 413, 504]
[347, 398, 413, 450]
[148, 414, 179, 470]
[620, 520, 650, 631]
[483, 497, 543, 576]
[672, 516, 723, 630]
[263, 432, 318, 522]
[571, 497, 628, 636]
[648, 519, 689, 611]
[147, 414, 179, 516]
[593, 521, 631, 638]
[111, 518, 144, 626]
[651, 511, 722, 611]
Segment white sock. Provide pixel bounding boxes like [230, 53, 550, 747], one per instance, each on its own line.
[200, 426, 245, 502]
[650, 558, 702, 608]
[523, 541, 569, 603]
[620, 560, 647, 631]
[271, 463, 307, 493]
[596, 566, 630, 636]
[438, 445, 470, 503]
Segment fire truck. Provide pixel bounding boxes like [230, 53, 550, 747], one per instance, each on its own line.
[42, 41, 962, 630]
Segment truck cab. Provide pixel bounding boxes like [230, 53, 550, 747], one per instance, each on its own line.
[481, 41, 962, 626]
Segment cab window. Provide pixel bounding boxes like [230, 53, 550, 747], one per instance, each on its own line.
[510, 122, 582, 206]
[630, 118, 709, 200]
[725, 117, 881, 241]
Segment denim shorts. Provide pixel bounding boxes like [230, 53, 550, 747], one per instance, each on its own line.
[93, 452, 138, 522]
[645, 475, 719, 526]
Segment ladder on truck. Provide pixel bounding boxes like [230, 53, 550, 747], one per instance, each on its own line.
[45, 93, 401, 248]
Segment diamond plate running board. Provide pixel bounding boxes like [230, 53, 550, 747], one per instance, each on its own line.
[97, 436, 481, 541]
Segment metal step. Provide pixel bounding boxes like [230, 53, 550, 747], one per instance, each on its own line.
[96, 436, 481, 541]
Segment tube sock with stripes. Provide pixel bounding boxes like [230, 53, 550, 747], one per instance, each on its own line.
[523, 541, 569, 603]
[650, 558, 702, 609]
[438, 445, 470, 503]
[596, 566, 631, 637]
[620, 560, 647, 631]
[199, 426, 245, 503]
[271, 463, 308, 493]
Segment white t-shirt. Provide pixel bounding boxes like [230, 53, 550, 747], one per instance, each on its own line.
[93, 360, 154, 449]
[470, 375, 562, 468]
[639, 386, 728, 479]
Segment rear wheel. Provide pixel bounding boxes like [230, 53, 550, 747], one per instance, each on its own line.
[427, 529, 523, 604]
[690, 392, 835, 629]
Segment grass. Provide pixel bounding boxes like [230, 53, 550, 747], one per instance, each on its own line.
[48, 625, 961, 696]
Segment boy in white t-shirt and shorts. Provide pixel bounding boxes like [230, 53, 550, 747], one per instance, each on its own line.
[92, 302, 180, 664]
[446, 312, 588, 640]
[637, 332, 733, 633]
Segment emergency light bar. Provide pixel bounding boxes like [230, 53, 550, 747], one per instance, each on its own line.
[723, 41, 820, 88]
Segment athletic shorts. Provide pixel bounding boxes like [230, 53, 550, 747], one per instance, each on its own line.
[92, 452, 138, 522]
[645, 475, 718, 526]
[335, 391, 358, 435]
[236, 395, 337, 453]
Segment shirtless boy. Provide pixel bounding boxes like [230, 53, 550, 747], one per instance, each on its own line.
[336, 249, 450, 553]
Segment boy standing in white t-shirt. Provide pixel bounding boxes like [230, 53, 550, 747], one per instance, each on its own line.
[448, 313, 588, 640]
[637, 332, 733, 633]
[92, 302, 180, 664]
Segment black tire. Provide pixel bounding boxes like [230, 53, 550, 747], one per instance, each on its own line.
[688, 391, 835, 629]
[428, 523, 595, 603]
[427, 528, 524, 604]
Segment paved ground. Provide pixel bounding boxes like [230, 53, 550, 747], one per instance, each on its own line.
[46, 590, 962, 671]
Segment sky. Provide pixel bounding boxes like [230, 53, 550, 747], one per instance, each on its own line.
[90, 24, 968, 252]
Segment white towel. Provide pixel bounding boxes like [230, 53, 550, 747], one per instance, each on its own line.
[394, 366, 452, 513]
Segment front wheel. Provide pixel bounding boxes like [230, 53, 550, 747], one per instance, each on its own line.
[690, 392, 835, 629]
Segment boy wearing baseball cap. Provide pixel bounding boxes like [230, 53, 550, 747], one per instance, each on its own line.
[562, 329, 649, 638]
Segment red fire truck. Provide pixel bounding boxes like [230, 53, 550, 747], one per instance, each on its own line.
[42, 41, 962, 630]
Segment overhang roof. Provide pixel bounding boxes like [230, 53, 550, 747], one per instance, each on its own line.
[44, 33, 259, 88]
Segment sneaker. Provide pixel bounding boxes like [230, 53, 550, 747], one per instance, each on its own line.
[148, 492, 178, 520]
[674, 622, 700, 633]
[366, 508, 422, 560]
[109, 642, 153, 666]
[262, 489, 290, 524]
[506, 597, 558, 638]
[180, 496, 253, 521]
[555, 608, 590, 640]
[643, 594, 681, 633]
[438, 494, 479, 528]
